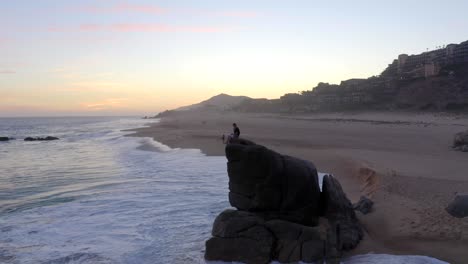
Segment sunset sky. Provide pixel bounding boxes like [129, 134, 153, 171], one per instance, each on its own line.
[1, 0, 468, 116]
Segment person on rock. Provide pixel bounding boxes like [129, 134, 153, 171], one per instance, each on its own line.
[223, 123, 240, 144]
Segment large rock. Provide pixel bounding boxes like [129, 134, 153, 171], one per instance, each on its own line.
[205, 209, 326, 264]
[453, 130, 468, 148]
[0, 137, 10, 141]
[207, 140, 363, 263]
[321, 175, 363, 250]
[24, 136, 59, 141]
[446, 194, 468, 218]
[225, 139, 321, 226]
[266, 219, 325, 263]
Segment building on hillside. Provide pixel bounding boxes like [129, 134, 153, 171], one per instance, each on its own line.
[396, 40, 468, 79]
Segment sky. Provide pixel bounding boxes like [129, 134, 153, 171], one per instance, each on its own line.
[1, 0, 468, 116]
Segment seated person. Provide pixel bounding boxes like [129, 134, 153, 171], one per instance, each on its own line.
[223, 123, 240, 144]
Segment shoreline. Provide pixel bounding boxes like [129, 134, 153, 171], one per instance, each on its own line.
[127, 111, 468, 263]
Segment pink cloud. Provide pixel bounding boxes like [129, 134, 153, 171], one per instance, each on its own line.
[0, 70, 15, 74]
[111, 24, 226, 33]
[76, 2, 259, 18]
[79, 24, 102, 32]
[0, 37, 12, 45]
[80, 3, 167, 14]
[49, 24, 230, 33]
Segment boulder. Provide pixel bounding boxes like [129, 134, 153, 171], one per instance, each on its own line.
[353, 196, 374, 215]
[462, 145, 468, 152]
[225, 139, 321, 226]
[446, 194, 468, 218]
[321, 175, 363, 250]
[266, 219, 325, 263]
[24, 136, 59, 141]
[205, 210, 275, 264]
[206, 140, 364, 264]
[205, 209, 326, 264]
[453, 130, 468, 148]
[0, 137, 10, 141]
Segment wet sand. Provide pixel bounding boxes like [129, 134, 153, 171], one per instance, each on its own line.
[128, 111, 468, 263]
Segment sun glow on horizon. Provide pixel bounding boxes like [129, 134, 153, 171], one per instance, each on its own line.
[1, 0, 468, 116]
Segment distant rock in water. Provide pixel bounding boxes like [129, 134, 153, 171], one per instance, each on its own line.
[453, 130, 468, 152]
[0, 137, 10, 141]
[446, 194, 468, 218]
[205, 139, 363, 264]
[24, 136, 59, 141]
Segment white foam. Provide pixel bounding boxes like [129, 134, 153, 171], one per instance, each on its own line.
[0, 117, 449, 264]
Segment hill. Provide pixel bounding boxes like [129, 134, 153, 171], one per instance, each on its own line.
[175, 93, 252, 111]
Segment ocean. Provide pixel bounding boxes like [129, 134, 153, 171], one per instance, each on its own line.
[0, 117, 449, 264]
[0, 117, 228, 263]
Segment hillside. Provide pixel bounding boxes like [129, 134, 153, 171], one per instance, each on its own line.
[160, 39, 468, 115]
[175, 93, 252, 112]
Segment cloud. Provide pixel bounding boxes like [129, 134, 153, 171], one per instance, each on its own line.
[81, 3, 167, 14]
[49, 24, 231, 33]
[61, 81, 127, 91]
[0, 70, 15, 74]
[111, 24, 227, 33]
[76, 2, 259, 18]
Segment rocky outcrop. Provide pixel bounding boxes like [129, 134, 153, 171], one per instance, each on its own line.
[446, 194, 468, 218]
[205, 139, 363, 264]
[321, 175, 363, 250]
[353, 196, 374, 215]
[0, 137, 10, 141]
[205, 209, 328, 264]
[24, 136, 59, 141]
[453, 130, 468, 152]
[225, 138, 321, 226]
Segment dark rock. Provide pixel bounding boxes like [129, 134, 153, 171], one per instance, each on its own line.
[446, 194, 468, 218]
[205, 209, 326, 264]
[265, 219, 324, 263]
[462, 145, 468, 152]
[353, 196, 374, 214]
[0, 137, 10, 141]
[206, 141, 363, 263]
[321, 175, 363, 250]
[225, 140, 321, 226]
[205, 210, 274, 264]
[24, 136, 59, 141]
[325, 223, 342, 264]
[453, 130, 468, 148]
[211, 209, 263, 238]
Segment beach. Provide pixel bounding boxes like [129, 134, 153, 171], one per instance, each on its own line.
[129, 111, 468, 263]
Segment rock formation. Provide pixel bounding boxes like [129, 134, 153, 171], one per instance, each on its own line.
[24, 136, 59, 141]
[353, 196, 374, 215]
[205, 139, 363, 264]
[0, 137, 10, 141]
[446, 194, 468, 218]
[225, 138, 321, 226]
[453, 130, 468, 152]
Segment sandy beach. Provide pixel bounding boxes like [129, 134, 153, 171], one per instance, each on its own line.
[128, 111, 468, 263]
